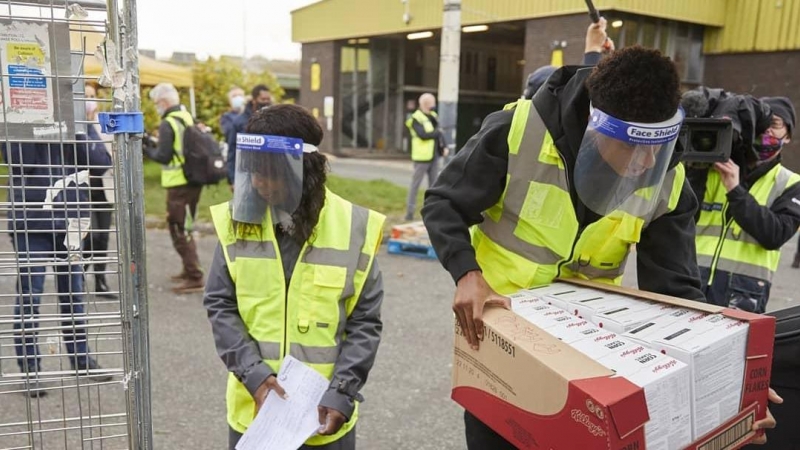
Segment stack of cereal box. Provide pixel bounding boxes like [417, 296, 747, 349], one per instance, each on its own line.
[508, 283, 749, 450]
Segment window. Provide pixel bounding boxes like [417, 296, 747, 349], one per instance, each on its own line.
[611, 15, 704, 84]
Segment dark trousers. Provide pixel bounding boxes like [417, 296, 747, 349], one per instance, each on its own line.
[13, 232, 91, 372]
[228, 426, 356, 450]
[83, 205, 112, 275]
[166, 185, 203, 281]
[464, 411, 517, 450]
[406, 159, 440, 217]
[747, 386, 800, 449]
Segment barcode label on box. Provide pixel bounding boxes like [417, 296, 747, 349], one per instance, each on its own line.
[697, 412, 755, 450]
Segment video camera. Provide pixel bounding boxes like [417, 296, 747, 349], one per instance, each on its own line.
[677, 118, 734, 163]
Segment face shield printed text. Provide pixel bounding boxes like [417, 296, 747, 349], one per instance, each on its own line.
[236, 133, 304, 155]
[589, 107, 685, 146]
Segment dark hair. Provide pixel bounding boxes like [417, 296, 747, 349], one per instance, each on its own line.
[251, 84, 270, 99]
[235, 104, 328, 245]
[586, 46, 681, 123]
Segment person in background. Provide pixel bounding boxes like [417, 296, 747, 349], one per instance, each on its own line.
[404, 92, 441, 222]
[145, 83, 205, 294]
[82, 84, 117, 299]
[220, 86, 245, 137]
[2, 108, 114, 397]
[226, 84, 273, 188]
[204, 104, 385, 450]
[689, 94, 799, 313]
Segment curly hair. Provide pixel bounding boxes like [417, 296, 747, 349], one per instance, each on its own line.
[234, 104, 328, 245]
[586, 46, 681, 123]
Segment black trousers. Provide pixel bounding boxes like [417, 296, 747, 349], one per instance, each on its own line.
[746, 386, 800, 449]
[83, 206, 112, 273]
[464, 411, 517, 450]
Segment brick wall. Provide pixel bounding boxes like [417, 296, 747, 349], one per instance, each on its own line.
[703, 51, 800, 171]
[523, 14, 591, 91]
[300, 41, 341, 154]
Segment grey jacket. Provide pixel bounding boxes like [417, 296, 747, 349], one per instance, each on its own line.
[203, 226, 384, 420]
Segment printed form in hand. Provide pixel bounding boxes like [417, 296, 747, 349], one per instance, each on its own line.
[236, 356, 330, 450]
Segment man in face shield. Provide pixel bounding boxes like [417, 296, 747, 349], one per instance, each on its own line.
[204, 104, 386, 450]
[422, 46, 778, 448]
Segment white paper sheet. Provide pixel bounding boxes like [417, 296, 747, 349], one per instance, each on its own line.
[235, 356, 330, 450]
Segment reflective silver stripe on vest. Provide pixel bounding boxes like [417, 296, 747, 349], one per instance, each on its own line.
[226, 241, 277, 262]
[565, 252, 631, 280]
[302, 205, 370, 301]
[699, 225, 763, 246]
[714, 257, 772, 281]
[477, 106, 567, 265]
[766, 167, 794, 207]
[698, 251, 772, 282]
[258, 341, 281, 360]
[697, 166, 792, 247]
[289, 343, 339, 365]
[697, 254, 713, 268]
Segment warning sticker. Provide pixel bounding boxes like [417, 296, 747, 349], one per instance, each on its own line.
[0, 21, 54, 124]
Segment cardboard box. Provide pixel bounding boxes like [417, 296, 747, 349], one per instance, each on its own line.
[546, 319, 599, 344]
[452, 279, 776, 450]
[526, 282, 587, 310]
[593, 304, 675, 334]
[641, 315, 750, 439]
[617, 355, 693, 450]
[624, 308, 708, 345]
[565, 293, 648, 321]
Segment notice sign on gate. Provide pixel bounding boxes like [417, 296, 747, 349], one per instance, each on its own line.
[0, 21, 54, 122]
[0, 18, 74, 140]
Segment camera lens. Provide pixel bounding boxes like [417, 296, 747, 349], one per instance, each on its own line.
[691, 130, 717, 153]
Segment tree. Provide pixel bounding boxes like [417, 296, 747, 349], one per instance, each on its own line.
[191, 57, 285, 139]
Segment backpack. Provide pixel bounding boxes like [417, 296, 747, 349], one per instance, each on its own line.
[171, 116, 227, 186]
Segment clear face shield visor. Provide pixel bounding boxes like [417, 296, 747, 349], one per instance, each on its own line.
[574, 106, 685, 216]
[232, 134, 318, 224]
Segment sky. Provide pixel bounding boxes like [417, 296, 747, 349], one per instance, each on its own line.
[135, 0, 319, 61]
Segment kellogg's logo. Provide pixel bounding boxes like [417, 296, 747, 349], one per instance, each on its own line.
[594, 333, 617, 342]
[688, 314, 706, 323]
[652, 360, 678, 373]
[620, 346, 645, 358]
[568, 321, 589, 328]
[571, 409, 606, 437]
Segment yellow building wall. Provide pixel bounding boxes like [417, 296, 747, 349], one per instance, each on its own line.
[292, 0, 726, 44]
[705, 0, 800, 53]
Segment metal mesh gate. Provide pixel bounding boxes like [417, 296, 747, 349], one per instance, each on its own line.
[0, 0, 150, 448]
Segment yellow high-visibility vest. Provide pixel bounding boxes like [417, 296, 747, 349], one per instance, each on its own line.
[210, 189, 386, 445]
[474, 99, 686, 294]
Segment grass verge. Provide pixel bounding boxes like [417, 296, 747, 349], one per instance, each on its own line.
[143, 160, 421, 232]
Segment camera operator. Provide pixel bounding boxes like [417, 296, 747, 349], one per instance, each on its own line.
[685, 91, 799, 314]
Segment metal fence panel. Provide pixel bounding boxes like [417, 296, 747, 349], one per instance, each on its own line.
[0, 0, 150, 448]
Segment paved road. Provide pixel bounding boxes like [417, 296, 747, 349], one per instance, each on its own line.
[328, 158, 414, 188]
[1, 228, 798, 449]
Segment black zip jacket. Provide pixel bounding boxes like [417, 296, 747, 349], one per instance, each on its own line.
[422, 65, 705, 302]
[688, 158, 800, 251]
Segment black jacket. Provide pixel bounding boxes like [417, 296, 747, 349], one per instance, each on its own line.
[688, 158, 800, 311]
[145, 105, 185, 165]
[225, 103, 256, 184]
[421, 65, 705, 302]
[2, 131, 112, 233]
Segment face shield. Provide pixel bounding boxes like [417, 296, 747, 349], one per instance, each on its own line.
[574, 106, 685, 216]
[232, 134, 318, 224]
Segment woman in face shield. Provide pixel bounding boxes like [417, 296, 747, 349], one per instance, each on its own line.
[203, 104, 387, 450]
